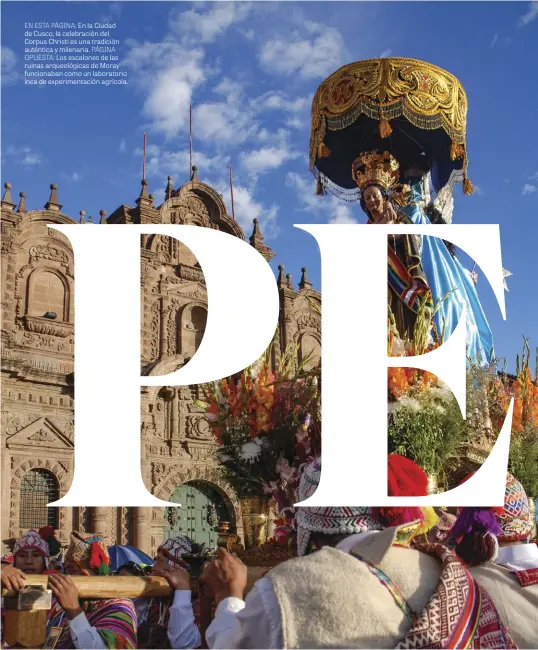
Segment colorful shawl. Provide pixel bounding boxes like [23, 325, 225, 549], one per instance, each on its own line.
[47, 596, 137, 649]
[352, 543, 517, 649]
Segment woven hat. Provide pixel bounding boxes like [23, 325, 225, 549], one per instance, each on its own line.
[295, 458, 384, 556]
[64, 531, 110, 575]
[158, 536, 192, 569]
[13, 529, 50, 558]
[498, 473, 532, 544]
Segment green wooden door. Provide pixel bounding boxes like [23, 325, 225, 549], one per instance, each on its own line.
[164, 481, 228, 551]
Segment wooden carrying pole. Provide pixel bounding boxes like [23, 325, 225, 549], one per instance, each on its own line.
[2, 575, 173, 600]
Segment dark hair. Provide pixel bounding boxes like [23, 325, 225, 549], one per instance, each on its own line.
[116, 561, 145, 577]
[359, 183, 388, 216]
[455, 531, 498, 566]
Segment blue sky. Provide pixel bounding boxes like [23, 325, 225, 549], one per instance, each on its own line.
[2, 1, 537, 371]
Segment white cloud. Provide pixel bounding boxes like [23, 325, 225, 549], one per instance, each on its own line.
[124, 0, 254, 138]
[240, 145, 299, 175]
[133, 143, 161, 158]
[100, 2, 122, 24]
[169, 2, 252, 44]
[286, 117, 304, 130]
[143, 148, 225, 180]
[256, 91, 310, 113]
[123, 39, 207, 138]
[380, 48, 392, 57]
[522, 183, 537, 195]
[194, 78, 259, 145]
[239, 28, 255, 41]
[329, 204, 357, 224]
[519, 1, 538, 25]
[490, 33, 499, 48]
[473, 185, 485, 196]
[285, 171, 358, 224]
[259, 20, 346, 79]
[215, 181, 279, 239]
[61, 171, 82, 183]
[1, 46, 19, 85]
[119, 138, 127, 153]
[4, 145, 42, 166]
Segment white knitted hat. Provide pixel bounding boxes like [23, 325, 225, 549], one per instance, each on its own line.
[295, 457, 383, 556]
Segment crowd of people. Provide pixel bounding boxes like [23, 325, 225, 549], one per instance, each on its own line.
[1, 458, 537, 648]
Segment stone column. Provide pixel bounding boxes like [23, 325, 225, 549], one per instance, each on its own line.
[132, 507, 151, 555]
[89, 507, 110, 542]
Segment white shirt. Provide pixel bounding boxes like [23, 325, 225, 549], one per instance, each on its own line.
[68, 591, 201, 650]
[167, 590, 202, 649]
[68, 612, 107, 649]
[496, 542, 538, 572]
[206, 532, 380, 650]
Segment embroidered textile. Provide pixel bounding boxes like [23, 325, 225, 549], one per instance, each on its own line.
[394, 544, 516, 649]
[13, 529, 49, 557]
[47, 597, 137, 649]
[499, 474, 532, 543]
[64, 531, 110, 575]
[159, 536, 192, 567]
[513, 567, 538, 587]
[295, 458, 383, 556]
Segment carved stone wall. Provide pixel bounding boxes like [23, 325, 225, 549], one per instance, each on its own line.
[1, 178, 320, 555]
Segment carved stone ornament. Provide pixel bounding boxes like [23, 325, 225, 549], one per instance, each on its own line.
[297, 313, 321, 331]
[186, 415, 214, 441]
[21, 316, 72, 338]
[29, 245, 69, 266]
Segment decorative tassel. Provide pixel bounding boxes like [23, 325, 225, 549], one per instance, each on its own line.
[99, 560, 111, 576]
[316, 179, 325, 196]
[89, 541, 109, 571]
[379, 117, 393, 138]
[317, 142, 331, 159]
[450, 140, 465, 161]
[463, 177, 474, 195]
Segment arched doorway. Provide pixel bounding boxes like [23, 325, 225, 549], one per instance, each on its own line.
[164, 481, 229, 551]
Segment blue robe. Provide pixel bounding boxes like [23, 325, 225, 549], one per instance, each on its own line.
[399, 182, 494, 365]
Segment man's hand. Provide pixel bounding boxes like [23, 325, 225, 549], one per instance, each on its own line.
[1, 565, 26, 591]
[200, 548, 247, 603]
[153, 565, 191, 591]
[48, 574, 83, 620]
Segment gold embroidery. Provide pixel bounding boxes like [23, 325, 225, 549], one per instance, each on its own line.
[310, 57, 468, 171]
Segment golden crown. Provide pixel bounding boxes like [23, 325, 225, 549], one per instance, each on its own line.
[351, 151, 400, 191]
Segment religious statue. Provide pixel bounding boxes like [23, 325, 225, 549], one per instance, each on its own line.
[352, 151, 433, 343]
[352, 150, 494, 362]
[308, 57, 494, 364]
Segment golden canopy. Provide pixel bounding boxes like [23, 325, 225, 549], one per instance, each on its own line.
[310, 57, 472, 197]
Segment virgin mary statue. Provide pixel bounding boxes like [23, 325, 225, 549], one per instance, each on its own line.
[353, 150, 494, 364]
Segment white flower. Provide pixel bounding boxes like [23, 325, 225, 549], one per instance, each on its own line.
[391, 337, 406, 356]
[239, 439, 263, 463]
[217, 452, 233, 463]
[398, 396, 421, 411]
[250, 360, 263, 380]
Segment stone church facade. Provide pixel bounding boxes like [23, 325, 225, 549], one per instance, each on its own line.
[0, 170, 321, 556]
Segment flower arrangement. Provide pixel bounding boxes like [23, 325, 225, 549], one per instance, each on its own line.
[388, 383, 469, 480]
[199, 342, 321, 510]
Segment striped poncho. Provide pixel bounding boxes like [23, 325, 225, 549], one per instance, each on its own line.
[47, 597, 137, 649]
